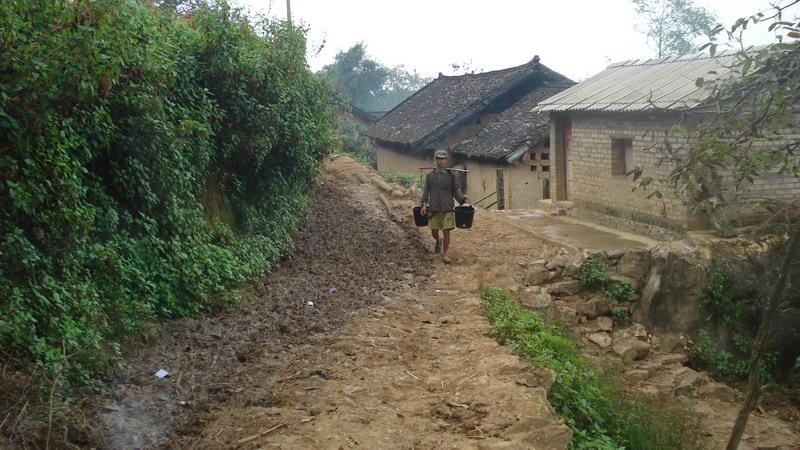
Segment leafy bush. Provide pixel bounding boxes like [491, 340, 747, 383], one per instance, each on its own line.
[579, 256, 608, 290]
[0, 0, 333, 391]
[698, 269, 744, 329]
[481, 287, 698, 449]
[380, 171, 422, 189]
[690, 330, 778, 381]
[334, 117, 374, 166]
[606, 281, 635, 302]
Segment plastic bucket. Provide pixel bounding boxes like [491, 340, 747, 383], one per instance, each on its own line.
[412, 206, 428, 227]
[454, 204, 475, 229]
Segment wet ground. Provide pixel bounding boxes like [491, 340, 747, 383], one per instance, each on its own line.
[89, 171, 432, 448]
[79, 156, 798, 449]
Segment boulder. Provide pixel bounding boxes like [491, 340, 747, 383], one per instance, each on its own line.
[587, 333, 613, 348]
[519, 287, 553, 311]
[595, 316, 614, 332]
[576, 297, 611, 319]
[613, 337, 651, 363]
[524, 265, 550, 286]
[545, 253, 570, 270]
[546, 280, 581, 296]
[613, 248, 652, 283]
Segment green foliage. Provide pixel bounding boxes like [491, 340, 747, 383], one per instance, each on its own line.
[319, 42, 430, 111]
[0, 0, 333, 388]
[606, 281, 636, 302]
[690, 330, 778, 381]
[610, 306, 632, 325]
[579, 256, 608, 290]
[333, 116, 373, 165]
[380, 171, 422, 189]
[481, 287, 699, 449]
[632, 0, 717, 58]
[698, 269, 743, 329]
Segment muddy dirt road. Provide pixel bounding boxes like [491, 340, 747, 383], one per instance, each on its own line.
[89, 156, 799, 449]
[90, 157, 569, 449]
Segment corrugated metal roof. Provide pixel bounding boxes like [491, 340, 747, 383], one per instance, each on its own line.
[535, 47, 762, 112]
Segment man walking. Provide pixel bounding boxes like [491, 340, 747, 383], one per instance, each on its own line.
[420, 150, 468, 264]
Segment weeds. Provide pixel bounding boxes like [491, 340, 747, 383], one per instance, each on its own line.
[380, 171, 422, 189]
[690, 330, 778, 381]
[698, 269, 744, 329]
[481, 286, 699, 449]
[579, 256, 608, 290]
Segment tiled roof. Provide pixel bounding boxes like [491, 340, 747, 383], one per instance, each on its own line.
[367, 57, 570, 148]
[452, 82, 573, 160]
[535, 47, 764, 112]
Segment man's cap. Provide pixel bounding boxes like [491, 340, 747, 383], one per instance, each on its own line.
[434, 150, 448, 159]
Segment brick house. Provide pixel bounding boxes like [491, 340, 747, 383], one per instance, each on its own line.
[535, 49, 800, 230]
[366, 56, 573, 209]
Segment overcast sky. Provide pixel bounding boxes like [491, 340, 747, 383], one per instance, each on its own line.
[235, 0, 796, 81]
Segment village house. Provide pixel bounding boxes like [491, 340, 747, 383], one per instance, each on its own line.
[366, 56, 573, 209]
[535, 48, 800, 231]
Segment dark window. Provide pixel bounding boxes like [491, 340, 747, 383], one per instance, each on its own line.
[611, 138, 633, 176]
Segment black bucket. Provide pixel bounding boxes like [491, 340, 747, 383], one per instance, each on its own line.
[412, 206, 428, 227]
[454, 204, 475, 229]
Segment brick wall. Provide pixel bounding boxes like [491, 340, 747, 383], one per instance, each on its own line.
[562, 111, 690, 228]
[554, 111, 800, 230]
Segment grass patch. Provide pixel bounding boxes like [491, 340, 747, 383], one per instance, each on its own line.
[481, 286, 700, 449]
[379, 170, 422, 189]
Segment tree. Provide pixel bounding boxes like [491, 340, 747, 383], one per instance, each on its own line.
[633, 2, 800, 448]
[319, 43, 430, 111]
[632, 0, 718, 57]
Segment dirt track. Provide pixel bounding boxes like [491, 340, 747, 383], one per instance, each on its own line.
[90, 157, 570, 449]
[89, 156, 800, 449]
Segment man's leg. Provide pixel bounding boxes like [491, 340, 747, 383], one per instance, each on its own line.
[431, 229, 442, 253]
[442, 229, 451, 257]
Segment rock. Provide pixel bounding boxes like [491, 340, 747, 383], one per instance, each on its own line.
[767, 307, 800, 356]
[699, 382, 737, 402]
[519, 288, 552, 310]
[613, 337, 651, 363]
[576, 297, 611, 319]
[625, 369, 651, 382]
[632, 244, 709, 333]
[343, 384, 363, 396]
[613, 248, 652, 282]
[524, 265, 550, 286]
[595, 316, 614, 331]
[517, 367, 557, 393]
[673, 367, 710, 398]
[650, 352, 689, 366]
[563, 261, 581, 279]
[546, 280, 581, 296]
[546, 253, 571, 270]
[588, 333, 613, 348]
[605, 248, 626, 260]
[658, 333, 685, 353]
[554, 303, 578, 322]
[630, 323, 649, 339]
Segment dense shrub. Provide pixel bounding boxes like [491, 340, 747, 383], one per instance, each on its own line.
[0, 0, 333, 387]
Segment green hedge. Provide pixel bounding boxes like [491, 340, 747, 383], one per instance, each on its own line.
[0, 0, 333, 386]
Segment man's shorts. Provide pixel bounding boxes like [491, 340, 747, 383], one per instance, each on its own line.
[428, 211, 455, 230]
